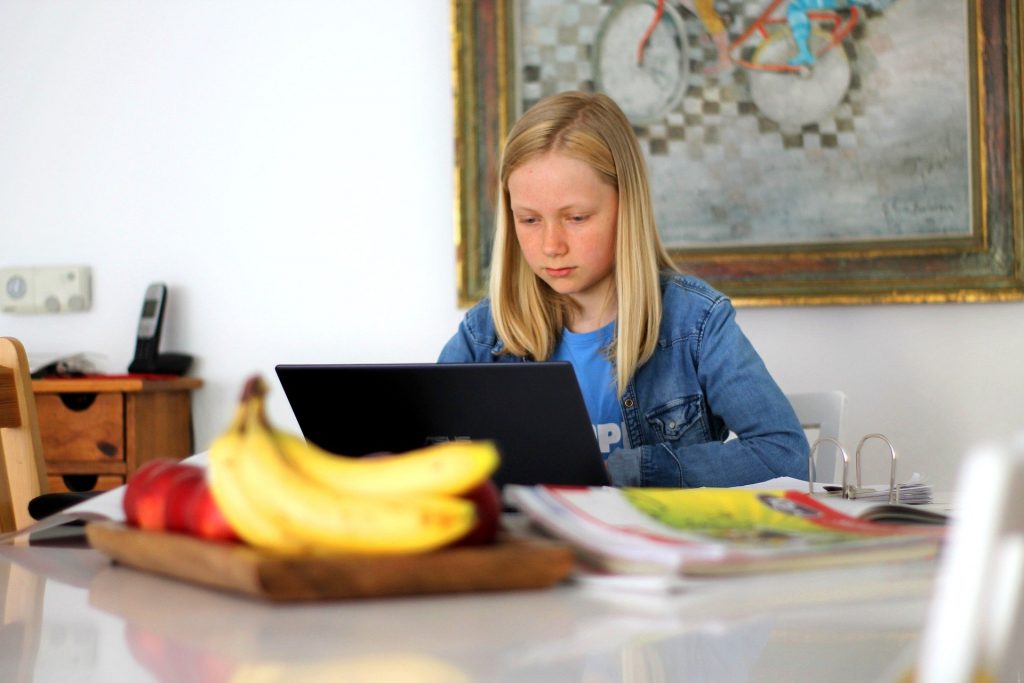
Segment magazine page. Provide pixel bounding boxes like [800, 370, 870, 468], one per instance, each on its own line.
[506, 486, 945, 576]
[737, 475, 937, 507]
[736, 476, 943, 523]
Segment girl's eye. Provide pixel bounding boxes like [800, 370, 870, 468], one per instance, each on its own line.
[517, 216, 539, 225]
[569, 214, 588, 224]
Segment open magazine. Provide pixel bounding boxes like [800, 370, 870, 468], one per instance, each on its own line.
[505, 485, 947, 576]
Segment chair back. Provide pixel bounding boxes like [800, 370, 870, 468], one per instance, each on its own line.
[0, 337, 47, 533]
[787, 391, 846, 483]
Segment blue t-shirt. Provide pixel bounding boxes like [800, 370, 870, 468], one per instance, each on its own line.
[552, 322, 627, 457]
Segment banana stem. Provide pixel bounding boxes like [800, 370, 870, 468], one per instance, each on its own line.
[241, 375, 267, 402]
[235, 375, 271, 434]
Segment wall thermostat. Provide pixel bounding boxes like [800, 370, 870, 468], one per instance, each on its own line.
[0, 265, 92, 314]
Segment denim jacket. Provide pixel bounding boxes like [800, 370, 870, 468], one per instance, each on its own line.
[438, 273, 808, 488]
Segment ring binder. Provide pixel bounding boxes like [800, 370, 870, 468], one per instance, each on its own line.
[808, 433, 900, 503]
[808, 437, 850, 498]
[855, 434, 898, 504]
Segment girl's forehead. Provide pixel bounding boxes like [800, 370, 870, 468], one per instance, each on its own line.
[507, 155, 617, 212]
[510, 151, 602, 184]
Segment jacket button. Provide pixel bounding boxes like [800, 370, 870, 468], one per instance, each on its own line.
[623, 398, 634, 408]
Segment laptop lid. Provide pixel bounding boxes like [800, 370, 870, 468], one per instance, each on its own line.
[274, 362, 610, 489]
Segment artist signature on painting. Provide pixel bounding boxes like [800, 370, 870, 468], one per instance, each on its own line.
[883, 198, 958, 231]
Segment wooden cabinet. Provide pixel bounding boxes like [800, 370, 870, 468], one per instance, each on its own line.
[31, 377, 202, 493]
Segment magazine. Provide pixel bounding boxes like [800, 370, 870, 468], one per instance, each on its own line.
[505, 485, 947, 576]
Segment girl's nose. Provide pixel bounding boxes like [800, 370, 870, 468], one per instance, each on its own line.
[542, 225, 568, 257]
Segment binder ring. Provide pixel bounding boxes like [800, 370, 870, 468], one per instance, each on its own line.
[855, 433, 898, 504]
[808, 437, 850, 498]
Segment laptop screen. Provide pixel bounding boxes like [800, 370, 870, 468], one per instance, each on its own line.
[274, 362, 610, 489]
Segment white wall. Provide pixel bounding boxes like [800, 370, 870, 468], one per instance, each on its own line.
[1, 1, 1021, 493]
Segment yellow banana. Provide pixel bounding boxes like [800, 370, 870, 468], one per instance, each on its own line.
[276, 433, 499, 498]
[207, 405, 307, 552]
[221, 378, 476, 554]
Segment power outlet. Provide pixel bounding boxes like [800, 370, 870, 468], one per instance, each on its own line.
[0, 265, 92, 314]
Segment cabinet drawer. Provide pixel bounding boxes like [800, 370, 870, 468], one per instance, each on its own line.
[47, 474, 125, 493]
[35, 393, 125, 464]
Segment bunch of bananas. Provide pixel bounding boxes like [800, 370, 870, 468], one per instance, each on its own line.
[208, 376, 500, 555]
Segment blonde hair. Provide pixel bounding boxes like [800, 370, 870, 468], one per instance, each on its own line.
[489, 91, 677, 395]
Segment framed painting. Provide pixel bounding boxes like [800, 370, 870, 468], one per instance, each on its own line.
[452, 0, 1023, 306]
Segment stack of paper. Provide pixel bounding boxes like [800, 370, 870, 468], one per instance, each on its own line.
[822, 472, 933, 504]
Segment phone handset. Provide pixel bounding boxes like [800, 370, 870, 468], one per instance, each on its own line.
[129, 283, 167, 372]
[127, 283, 192, 375]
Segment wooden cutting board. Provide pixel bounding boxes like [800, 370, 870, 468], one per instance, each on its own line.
[85, 522, 575, 601]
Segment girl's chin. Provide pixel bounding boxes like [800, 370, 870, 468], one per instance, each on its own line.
[538, 275, 577, 293]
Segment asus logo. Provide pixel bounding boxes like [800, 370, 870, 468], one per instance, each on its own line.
[424, 435, 472, 445]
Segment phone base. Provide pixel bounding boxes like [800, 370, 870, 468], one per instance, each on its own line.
[128, 352, 193, 376]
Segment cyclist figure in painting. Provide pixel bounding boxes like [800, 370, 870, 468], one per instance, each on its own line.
[787, 0, 899, 66]
[679, 0, 733, 75]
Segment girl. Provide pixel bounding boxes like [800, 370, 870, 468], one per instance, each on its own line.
[440, 91, 807, 487]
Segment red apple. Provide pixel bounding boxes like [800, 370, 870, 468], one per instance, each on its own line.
[183, 479, 239, 542]
[123, 458, 178, 526]
[453, 480, 502, 546]
[164, 468, 205, 533]
[133, 464, 202, 531]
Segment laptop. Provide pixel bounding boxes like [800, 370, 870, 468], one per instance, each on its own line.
[274, 362, 611, 489]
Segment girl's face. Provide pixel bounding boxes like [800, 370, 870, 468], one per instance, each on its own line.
[508, 151, 618, 321]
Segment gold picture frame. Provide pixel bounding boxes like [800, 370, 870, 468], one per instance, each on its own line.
[452, 0, 1023, 306]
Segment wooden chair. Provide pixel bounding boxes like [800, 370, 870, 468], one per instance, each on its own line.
[0, 337, 47, 533]
[787, 390, 846, 483]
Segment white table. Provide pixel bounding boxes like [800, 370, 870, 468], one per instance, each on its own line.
[0, 526, 937, 683]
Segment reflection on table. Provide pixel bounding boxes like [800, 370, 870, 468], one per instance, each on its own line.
[0, 528, 937, 683]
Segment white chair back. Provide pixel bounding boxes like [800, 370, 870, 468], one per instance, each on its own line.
[787, 391, 846, 483]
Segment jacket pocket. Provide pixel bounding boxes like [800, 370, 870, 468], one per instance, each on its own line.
[645, 396, 706, 444]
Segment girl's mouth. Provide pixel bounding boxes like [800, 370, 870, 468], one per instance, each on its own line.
[545, 267, 573, 278]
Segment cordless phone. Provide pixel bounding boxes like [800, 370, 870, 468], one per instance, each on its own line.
[128, 283, 167, 373]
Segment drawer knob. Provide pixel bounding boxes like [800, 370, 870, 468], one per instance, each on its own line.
[59, 393, 98, 411]
[63, 475, 100, 492]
